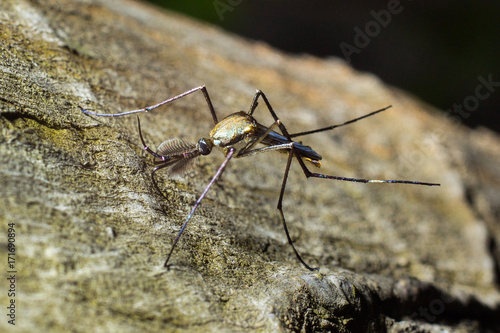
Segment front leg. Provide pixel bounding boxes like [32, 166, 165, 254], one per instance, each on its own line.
[80, 85, 219, 124]
[248, 90, 294, 141]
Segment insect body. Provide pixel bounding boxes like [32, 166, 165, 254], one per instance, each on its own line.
[81, 86, 440, 271]
[209, 111, 322, 165]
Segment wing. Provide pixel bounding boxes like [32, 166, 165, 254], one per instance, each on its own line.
[156, 138, 200, 176]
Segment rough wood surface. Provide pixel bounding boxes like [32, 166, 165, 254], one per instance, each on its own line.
[1, 0, 500, 331]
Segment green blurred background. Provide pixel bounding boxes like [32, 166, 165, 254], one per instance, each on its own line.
[145, 0, 499, 134]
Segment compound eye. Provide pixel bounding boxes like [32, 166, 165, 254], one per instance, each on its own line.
[198, 139, 212, 155]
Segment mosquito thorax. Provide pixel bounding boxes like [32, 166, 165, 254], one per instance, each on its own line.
[209, 111, 257, 148]
[197, 138, 213, 155]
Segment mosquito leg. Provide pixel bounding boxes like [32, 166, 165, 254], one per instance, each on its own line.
[137, 115, 169, 198]
[137, 116, 176, 199]
[248, 90, 294, 141]
[248, 91, 260, 115]
[164, 148, 235, 268]
[200, 86, 218, 124]
[237, 142, 293, 158]
[80, 86, 219, 123]
[247, 91, 319, 270]
[149, 164, 172, 200]
[292, 153, 440, 186]
[290, 105, 392, 138]
[136, 116, 167, 160]
[244, 120, 280, 152]
[249, 90, 393, 140]
[278, 150, 319, 271]
[309, 173, 441, 186]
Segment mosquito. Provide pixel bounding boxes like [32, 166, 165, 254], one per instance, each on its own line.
[80, 85, 440, 271]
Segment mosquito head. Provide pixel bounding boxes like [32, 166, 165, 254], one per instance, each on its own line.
[197, 138, 213, 156]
